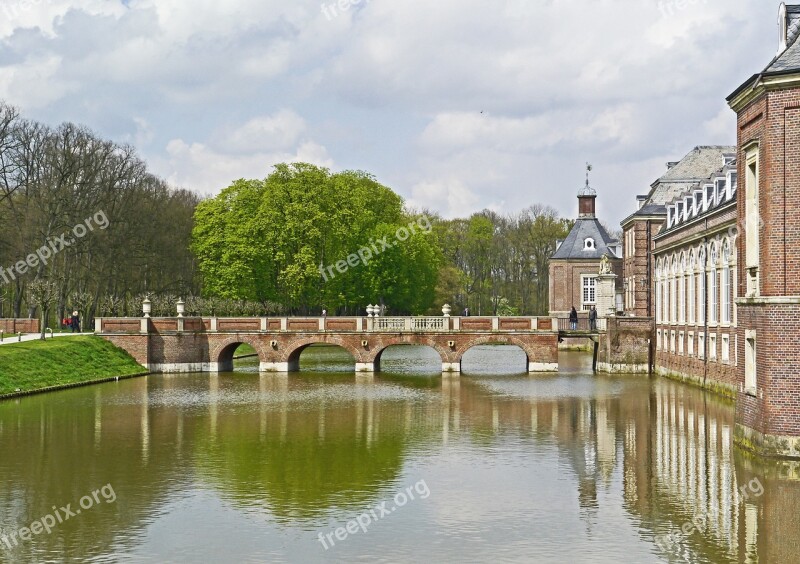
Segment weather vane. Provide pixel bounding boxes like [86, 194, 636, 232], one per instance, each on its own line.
[586, 162, 592, 187]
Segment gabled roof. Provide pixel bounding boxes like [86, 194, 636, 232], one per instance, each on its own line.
[551, 217, 618, 260]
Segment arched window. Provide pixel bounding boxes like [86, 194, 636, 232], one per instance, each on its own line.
[697, 246, 706, 325]
[670, 256, 678, 323]
[688, 250, 696, 324]
[679, 252, 687, 323]
[709, 242, 718, 324]
[721, 239, 732, 324]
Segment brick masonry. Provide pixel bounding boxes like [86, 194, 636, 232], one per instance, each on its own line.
[0, 319, 39, 333]
[100, 317, 560, 374]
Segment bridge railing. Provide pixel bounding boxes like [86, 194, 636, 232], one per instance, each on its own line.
[555, 316, 607, 332]
[95, 316, 563, 334]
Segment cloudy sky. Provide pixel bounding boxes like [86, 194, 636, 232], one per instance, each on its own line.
[0, 0, 781, 225]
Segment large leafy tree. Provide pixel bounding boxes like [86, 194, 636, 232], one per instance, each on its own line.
[192, 163, 440, 314]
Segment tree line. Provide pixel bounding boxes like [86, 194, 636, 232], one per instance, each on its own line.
[1, 102, 573, 327]
[0, 102, 200, 328]
[193, 164, 573, 317]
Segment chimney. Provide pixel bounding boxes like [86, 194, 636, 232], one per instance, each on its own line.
[779, 3, 788, 54]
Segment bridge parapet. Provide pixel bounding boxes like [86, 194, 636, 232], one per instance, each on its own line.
[95, 316, 561, 335]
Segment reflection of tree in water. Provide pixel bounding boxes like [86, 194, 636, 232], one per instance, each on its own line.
[192, 402, 413, 521]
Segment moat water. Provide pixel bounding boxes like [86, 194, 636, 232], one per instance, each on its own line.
[0, 346, 798, 563]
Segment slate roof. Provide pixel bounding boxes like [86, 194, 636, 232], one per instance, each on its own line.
[622, 146, 735, 225]
[768, 5, 800, 73]
[551, 217, 618, 260]
[729, 5, 800, 101]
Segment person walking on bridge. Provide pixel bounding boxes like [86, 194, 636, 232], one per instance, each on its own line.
[569, 306, 578, 331]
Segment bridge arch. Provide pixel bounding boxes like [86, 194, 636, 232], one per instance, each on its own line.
[210, 336, 270, 372]
[282, 336, 364, 372]
[371, 337, 451, 372]
[456, 335, 538, 373]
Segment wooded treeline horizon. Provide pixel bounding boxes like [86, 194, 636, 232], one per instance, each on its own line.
[0, 103, 573, 327]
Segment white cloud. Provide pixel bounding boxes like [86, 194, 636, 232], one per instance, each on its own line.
[0, 0, 779, 224]
[154, 111, 333, 193]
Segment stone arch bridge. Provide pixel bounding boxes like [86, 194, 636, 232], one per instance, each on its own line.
[96, 316, 576, 374]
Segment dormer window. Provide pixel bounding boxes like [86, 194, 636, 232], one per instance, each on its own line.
[727, 171, 738, 198]
[703, 184, 714, 211]
[716, 178, 726, 203]
[584, 237, 596, 251]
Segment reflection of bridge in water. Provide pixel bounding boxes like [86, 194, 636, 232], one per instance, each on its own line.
[0, 356, 796, 560]
[97, 316, 596, 374]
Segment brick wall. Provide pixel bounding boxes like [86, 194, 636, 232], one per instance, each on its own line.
[0, 319, 39, 333]
[623, 219, 662, 317]
[598, 317, 652, 370]
[549, 258, 622, 315]
[731, 81, 800, 452]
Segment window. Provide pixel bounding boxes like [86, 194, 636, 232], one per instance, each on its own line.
[709, 269, 718, 324]
[709, 334, 717, 360]
[722, 334, 730, 363]
[655, 275, 662, 322]
[678, 331, 684, 355]
[721, 267, 731, 324]
[688, 270, 695, 324]
[670, 331, 676, 353]
[745, 331, 757, 393]
[745, 146, 760, 296]
[698, 333, 705, 360]
[669, 259, 678, 323]
[584, 238, 596, 251]
[698, 272, 706, 325]
[657, 330, 662, 351]
[679, 276, 686, 324]
[688, 332, 694, 356]
[582, 275, 597, 308]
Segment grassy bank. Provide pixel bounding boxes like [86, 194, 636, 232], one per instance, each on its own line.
[0, 336, 147, 396]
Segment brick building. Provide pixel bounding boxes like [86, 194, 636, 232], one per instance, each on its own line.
[611, 3, 800, 457]
[549, 176, 622, 318]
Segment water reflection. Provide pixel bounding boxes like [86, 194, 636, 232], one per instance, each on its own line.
[0, 348, 797, 562]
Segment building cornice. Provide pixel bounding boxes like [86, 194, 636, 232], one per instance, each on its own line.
[728, 71, 800, 113]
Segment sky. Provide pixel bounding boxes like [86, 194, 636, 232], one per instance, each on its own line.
[0, 0, 782, 226]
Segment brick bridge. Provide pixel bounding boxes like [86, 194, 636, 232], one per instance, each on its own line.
[96, 315, 649, 375]
[95, 316, 576, 374]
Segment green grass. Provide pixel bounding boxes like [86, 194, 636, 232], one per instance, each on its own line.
[233, 343, 256, 357]
[0, 336, 146, 396]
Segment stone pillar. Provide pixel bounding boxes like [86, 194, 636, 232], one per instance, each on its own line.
[595, 273, 618, 318]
